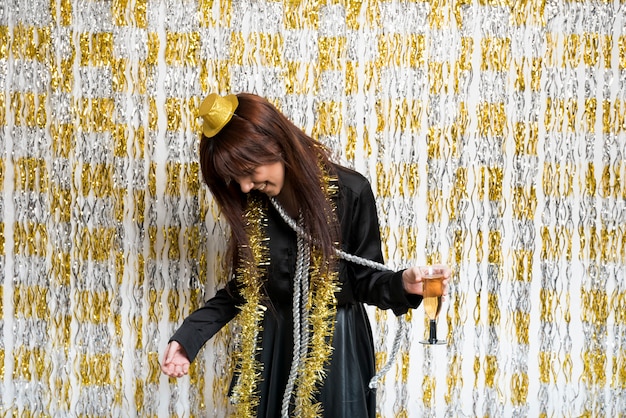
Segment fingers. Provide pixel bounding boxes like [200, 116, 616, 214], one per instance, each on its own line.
[404, 264, 453, 296]
[161, 358, 189, 378]
[163, 341, 174, 364]
[164, 361, 189, 378]
[161, 341, 190, 378]
[164, 341, 180, 363]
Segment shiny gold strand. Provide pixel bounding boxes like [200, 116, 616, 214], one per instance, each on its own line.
[511, 39, 536, 405]
[447, 11, 472, 402]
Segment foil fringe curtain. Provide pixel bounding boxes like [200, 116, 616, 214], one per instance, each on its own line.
[0, 0, 625, 417]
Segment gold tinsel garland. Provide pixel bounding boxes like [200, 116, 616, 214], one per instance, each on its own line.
[230, 195, 268, 416]
[230, 183, 340, 416]
[293, 253, 339, 418]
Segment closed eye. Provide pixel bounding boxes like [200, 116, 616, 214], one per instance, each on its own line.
[242, 166, 256, 176]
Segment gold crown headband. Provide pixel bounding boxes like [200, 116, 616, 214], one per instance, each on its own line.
[199, 93, 239, 138]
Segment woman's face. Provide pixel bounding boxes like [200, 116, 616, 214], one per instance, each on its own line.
[234, 162, 285, 197]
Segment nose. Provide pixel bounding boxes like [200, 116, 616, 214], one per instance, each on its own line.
[237, 177, 254, 193]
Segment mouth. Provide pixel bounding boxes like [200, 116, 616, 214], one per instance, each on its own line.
[256, 182, 267, 192]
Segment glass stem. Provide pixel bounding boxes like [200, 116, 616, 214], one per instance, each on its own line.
[429, 319, 437, 344]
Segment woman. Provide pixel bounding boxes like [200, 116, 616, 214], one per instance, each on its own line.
[161, 92, 450, 417]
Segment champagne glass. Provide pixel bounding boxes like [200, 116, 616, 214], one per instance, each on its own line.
[419, 266, 446, 345]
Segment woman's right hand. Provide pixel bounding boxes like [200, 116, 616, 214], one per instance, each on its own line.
[161, 341, 190, 378]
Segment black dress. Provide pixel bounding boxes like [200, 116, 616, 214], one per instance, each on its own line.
[170, 165, 422, 417]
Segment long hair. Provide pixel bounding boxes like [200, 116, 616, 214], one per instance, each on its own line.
[199, 93, 340, 269]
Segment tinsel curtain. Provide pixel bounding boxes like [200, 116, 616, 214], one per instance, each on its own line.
[0, 0, 624, 417]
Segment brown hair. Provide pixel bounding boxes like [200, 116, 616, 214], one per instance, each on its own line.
[199, 93, 339, 269]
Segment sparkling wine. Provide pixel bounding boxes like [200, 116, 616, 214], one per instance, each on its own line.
[422, 272, 444, 320]
[419, 266, 447, 345]
[423, 295, 443, 320]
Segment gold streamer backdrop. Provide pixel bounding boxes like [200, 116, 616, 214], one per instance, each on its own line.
[0, 0, 625, 416]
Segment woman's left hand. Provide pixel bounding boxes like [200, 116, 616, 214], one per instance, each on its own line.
[402, 264, 451, 296]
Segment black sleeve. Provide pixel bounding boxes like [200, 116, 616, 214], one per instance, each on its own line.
[338, 171, 422, 315]
[169, 280, 241, 362]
